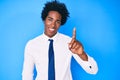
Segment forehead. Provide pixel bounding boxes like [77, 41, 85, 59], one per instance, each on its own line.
[47, 11, 62, 19]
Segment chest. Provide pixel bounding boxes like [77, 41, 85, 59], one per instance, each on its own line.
[32, 40, 71, 66]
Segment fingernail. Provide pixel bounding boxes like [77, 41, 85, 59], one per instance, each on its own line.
[69, 45, 71, 48]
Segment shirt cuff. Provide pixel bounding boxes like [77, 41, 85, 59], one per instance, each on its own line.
[73, 54, 98, 74]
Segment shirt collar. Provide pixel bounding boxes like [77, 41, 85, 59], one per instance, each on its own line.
[42, 32, 59, 42]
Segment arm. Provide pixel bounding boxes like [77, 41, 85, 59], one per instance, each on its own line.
[69, 28, 98, 74]
[73, 53, 98, 74]
[22, 42, 34, 80]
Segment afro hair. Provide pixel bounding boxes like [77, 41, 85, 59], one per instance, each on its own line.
[41, 1, 69, 25]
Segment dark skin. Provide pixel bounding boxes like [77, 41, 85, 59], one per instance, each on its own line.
[44, 11, 88, 61]
[68, 28, 88, 61]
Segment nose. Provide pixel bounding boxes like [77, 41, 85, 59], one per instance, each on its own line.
[51, 21, 56, 28]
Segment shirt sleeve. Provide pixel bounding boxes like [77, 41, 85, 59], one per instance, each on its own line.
[22, 41, 34, 80]
[72, 53, 98, 74]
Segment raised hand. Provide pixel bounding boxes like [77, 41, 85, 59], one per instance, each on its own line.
[68, 28, 84, 55]
[68, 28, 88, 61]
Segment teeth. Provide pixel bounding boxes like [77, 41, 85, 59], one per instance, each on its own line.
[49, 28, 55, 31]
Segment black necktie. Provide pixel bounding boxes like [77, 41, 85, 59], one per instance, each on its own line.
[48, 39, 55, 80]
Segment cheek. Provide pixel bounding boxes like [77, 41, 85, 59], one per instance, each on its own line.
[45, 21, 50, 26]
[56, 24, 61, 29]
[44, 20, 51, 26]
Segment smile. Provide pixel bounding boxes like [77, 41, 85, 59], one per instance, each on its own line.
[49, 28, 55, 32]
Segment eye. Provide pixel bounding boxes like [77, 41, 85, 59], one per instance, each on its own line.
[56, 20, 61, 24]
[47, 17, 53, 21]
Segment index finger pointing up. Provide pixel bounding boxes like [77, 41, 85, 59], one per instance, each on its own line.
[72, 27, 76, 39]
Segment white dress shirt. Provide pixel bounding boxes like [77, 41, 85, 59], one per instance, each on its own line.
[22, 32, 98, 80]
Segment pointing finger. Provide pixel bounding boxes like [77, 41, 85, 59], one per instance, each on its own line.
[72, 27, 76, 39]
[69, 27, 76, 48]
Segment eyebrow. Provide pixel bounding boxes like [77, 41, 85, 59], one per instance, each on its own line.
[47, 16, 52, 19]
[47, 16, 61, 22]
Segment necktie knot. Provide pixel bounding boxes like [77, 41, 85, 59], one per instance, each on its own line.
[48, 39, 53, 44]
[48, 39, 53, 42]
[48, 39, 53, 48]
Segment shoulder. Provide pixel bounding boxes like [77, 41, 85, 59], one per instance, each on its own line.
[57, 33, 72, 42]
[25, 34, 43, 47]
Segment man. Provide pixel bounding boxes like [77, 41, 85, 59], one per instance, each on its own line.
[22, 1, 98, 80]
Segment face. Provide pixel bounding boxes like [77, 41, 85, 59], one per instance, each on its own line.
[44, 11, 62, 38]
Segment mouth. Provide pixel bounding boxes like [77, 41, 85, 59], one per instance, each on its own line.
[49, 28, 55, 32]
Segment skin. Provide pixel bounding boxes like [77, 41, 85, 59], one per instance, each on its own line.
[44, 11, 88, 61]
[44, 11, 61, 38]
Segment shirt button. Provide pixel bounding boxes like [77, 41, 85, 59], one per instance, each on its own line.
[89, 66, 92, 69]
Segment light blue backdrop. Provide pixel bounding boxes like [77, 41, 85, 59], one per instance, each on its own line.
[0, 0, 120, 80]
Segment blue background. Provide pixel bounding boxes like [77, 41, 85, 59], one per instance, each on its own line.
[0, 0, 120, 80]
